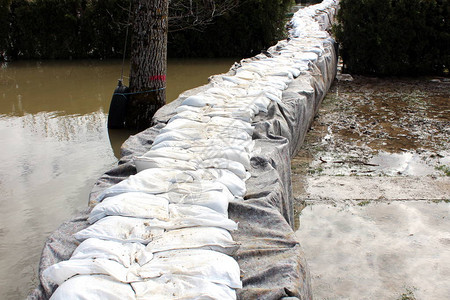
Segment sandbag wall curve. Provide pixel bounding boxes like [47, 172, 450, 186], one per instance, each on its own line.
[30, 1, 339, 299]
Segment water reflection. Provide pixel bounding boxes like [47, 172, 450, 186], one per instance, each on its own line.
[108, 128, 139, 158]
[0, 58, 235, 298]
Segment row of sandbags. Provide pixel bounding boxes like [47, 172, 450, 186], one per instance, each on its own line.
[38, 1, 339, 299]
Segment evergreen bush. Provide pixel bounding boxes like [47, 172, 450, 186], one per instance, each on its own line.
[334, 0, 450, 76]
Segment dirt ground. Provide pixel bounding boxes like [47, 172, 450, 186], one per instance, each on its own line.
[292, 75, 450, 299]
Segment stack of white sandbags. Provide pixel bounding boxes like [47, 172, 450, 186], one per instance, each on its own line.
[42, 1, 338, 299]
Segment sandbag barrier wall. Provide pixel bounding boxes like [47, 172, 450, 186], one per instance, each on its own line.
[29, 1, 339, 299]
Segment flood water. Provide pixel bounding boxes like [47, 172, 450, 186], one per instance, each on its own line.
[0, 58, 236, 299]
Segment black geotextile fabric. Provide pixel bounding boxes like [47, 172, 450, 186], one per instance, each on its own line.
[29, 34, 337, 300]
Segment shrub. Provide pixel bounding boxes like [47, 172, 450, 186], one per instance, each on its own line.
[334, 0, 450, 76]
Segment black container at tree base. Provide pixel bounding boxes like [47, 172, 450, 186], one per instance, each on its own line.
[107, 80, 130, 129]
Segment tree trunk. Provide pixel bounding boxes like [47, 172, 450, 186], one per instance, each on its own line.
[126, 0, 168, 130]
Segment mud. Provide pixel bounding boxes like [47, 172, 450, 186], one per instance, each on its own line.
[292, 76, 450, 299]
[292, 76, 450, 180]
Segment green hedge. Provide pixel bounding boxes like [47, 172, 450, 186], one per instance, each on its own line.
[334, 0, 450, 76]
[0, 0, 293, 60]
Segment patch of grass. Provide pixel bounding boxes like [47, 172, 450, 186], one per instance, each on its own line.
[435, 165, 450, 176]
[431, 199, 450, 204]
[308, 167, 324, 175]
[357, 200, 370, 206]
[397, 288, 416, 300]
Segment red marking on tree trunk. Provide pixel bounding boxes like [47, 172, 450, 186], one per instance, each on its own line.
[149, 75, 166, 81]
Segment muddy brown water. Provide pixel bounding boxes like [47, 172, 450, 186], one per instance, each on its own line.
[0, 58, 235, 299]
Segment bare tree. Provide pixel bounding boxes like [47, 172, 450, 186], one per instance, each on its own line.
[168, 0, 240, 32]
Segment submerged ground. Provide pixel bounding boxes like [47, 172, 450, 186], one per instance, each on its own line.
[292, 75, 450, 299]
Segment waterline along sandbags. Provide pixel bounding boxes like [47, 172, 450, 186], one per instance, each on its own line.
[30, 1, 339, 299]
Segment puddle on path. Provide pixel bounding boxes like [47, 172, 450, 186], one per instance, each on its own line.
[295, 201, 450, 300]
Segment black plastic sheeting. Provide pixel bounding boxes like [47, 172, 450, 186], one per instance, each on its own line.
[29, 13, 337, 300]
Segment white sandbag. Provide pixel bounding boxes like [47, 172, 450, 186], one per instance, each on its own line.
[166, 180, 228, 194]
[71, 238, 152, 267]
[183, 168, 246, 196]
[89, 192, 169, 223]
[237, 65, 266, 77]
[80, 209, 235, 241]
[43, 257, 138, 285]
[203, 109, 253, 123]
[160, 126, 252, 141]
[146, 226, 239, 255]
[294, 51, 318, 62]
[164, 117, 253, 135]
[199, 158, 247, 180]
[205, 86, 233, 98]
[181, 94, 216, 107]
[207, 147, 251, 172]
[288, 67, 302, 77]
[74, 216, 165, 244]
[189, 145, 251, 163]
[169, 110, 211, 123]
[172, 168, 246, 197]
[174, 103, 255, 122]
[258, 78, 288, 91]
[253, 95, 271, 113]
[151, 130, 200, 144]
[87, 200, 235, 232]
[132, 274, 236, 300]
[134, 156, 198, 172]
[163, 190, 230, 216]
[208, 102, 260, 115]
[138, 249, 242, 289]
[138, 147, 195, 161]
[268, 69, 294, 79]
[221, 75, 249, 86]
[245, 84, 282, 103]
[144, 145, 251, 169]
[96, 168, 195, 201]
[81, 207, 235, 236]
[148, 146, 250, 171]
[50, 275, 135, 300]
[208, 168, 247, 196]
[167, 204, 238, 231]
[234, 69, 261, 81]
[135, 158, 249, 185]
[150, 138, 255, 152]
[209, 116, 253, 133]
[263, 90, 282, 103]
[152, 128, 251, 146]
[266, 75, 292, 86]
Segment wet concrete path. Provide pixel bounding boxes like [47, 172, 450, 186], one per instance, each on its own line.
[292, 76, 450, 299]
